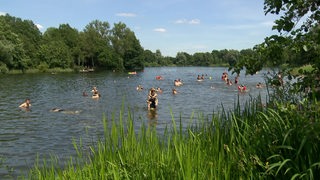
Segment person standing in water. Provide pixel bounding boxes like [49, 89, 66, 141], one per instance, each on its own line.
[147, 88, 158, 110]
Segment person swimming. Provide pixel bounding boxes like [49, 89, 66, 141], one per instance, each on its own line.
[82, 91, 88, 96]
[256, 82, 263, 88]
[155, 76, 163, 80]
[91, 86, 101, 98]
[19, 98, 31, 108]
[226, 79, 233, 86]
[50, 108, 81, 114]
[50, 108, 64, 112]
[174, 79, 183, 86]
[238, 84, 247, 92]
[234, 76, 239, 84]
[156, 87, 163, 93]
[136, 85, 143, 91]
[172, 88, 178, 94]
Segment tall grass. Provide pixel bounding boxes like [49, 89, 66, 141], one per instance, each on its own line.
[25, 98, 320, 179]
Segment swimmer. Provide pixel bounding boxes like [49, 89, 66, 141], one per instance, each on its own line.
[174, 79, 183, 86]
[222, 72, 228, 82]
[19, 98, 31, 108]
[136, 85, 143, 91]
[156, 87, 163, 93]
[91, 86, 101, 98]
[155, 76, 163, 80]
[226, 79, 233, 86]
[50, 108, 64, 112]
[50, 108, 81, 114]
[82, 91, 88, 96]
[172, 88, 178, 94]
[234, 76, 239, 84]
[238, 84, 247, 92]
[256, 82, 263, 88]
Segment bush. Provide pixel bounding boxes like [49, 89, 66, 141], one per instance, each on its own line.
[0, 63, 9, 74]
[37, 62, 49, 73]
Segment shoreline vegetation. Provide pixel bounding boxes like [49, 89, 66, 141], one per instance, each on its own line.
[21, 95, 320, 179]
[1, 63, 231, 75]
[5, 68, 75, 74]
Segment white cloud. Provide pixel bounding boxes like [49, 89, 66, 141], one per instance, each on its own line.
[174, 18, 200, 25]
[0, 11, 6, 16]
[115, 13, 137, 17]
[189, 19, 200, 24]
[36, 24, 44, 30]
[153, 28, 166, 32]
[175, 19, 187, 24]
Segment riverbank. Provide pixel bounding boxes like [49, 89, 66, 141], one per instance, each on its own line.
[4, 68, 75, 74]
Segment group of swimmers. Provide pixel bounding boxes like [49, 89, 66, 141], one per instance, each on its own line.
[221, 72, 247, 92]
[138, 77, 183, 110]
[19, 86, 101, 112]
[219, 71, 265, 92]
[82, 86, 101, 98]
[197, 74, 205, 81]
[145, 86, 179, 110]
[19, 72, 265, 112]
[18, 98, 80, 114]
[222, 72, 237, 86]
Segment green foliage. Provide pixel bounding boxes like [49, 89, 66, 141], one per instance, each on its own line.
[0, 15, 146, 72]
[37, 62, 49, 72]
[37, 40, 73, 69]
[0, 62, 9, 73]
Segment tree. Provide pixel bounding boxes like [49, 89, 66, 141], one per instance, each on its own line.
[37, 40, 72, 69]
[3, 14, 41, 61]
[233, 1, 320, 82]
[175, 52, 187, 66]
[110, 22, 144, 70]
[0, 14, 40, 70]
[143, 50, 157, 66]
[262, 0, 320, 97]
[81, 20, 112, 68]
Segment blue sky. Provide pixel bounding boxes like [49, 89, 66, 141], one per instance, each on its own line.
[1, 0, 279, 56]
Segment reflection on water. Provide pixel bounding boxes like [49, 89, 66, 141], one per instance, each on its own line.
[0, 67, 269, 178]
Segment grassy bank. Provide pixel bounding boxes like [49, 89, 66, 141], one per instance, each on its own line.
[24, 98, 320, 179]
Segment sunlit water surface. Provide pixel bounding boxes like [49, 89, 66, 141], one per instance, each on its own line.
[0, 67, 269, 178]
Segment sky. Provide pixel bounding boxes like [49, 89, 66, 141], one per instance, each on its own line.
[1, 0, 279, 57]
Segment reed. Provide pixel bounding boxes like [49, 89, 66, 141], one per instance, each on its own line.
[26, 98, 320, 179]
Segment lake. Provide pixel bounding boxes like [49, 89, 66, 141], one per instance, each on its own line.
[0, 67, 269, 178]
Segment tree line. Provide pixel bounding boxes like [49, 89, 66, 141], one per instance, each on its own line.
[0, 14, 145, 73]
[0, 13, 261, 73]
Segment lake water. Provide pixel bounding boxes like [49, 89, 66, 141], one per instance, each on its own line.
[0, 67, 268, 178]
